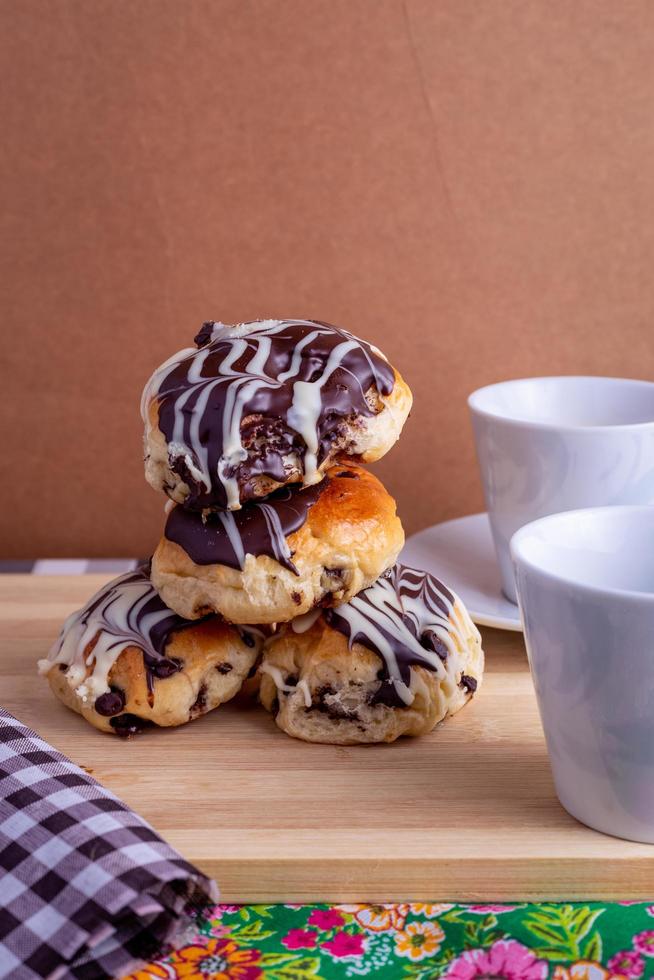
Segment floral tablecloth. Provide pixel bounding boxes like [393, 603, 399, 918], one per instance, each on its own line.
[124, 901, 654, 980]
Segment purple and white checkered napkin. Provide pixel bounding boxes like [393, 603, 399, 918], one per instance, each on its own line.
[0, 708, 218, 980]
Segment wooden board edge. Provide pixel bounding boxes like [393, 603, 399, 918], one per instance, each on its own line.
[195, 855, 654, 904]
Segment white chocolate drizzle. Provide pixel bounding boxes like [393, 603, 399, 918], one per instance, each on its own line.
[325, 565, 479, 706]
[39, 569, 203, 702]
[142, 319, 396, 510]
[265, 565, 481, 712]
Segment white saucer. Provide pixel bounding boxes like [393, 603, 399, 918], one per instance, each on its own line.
[400, 513, 522, 631]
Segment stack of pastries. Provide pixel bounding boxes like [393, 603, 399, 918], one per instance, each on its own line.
[39, 319, 484, 743]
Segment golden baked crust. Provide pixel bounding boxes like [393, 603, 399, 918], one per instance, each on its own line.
[143, 368, 413, 508]
[151, 464, 405, 623]
[46, 616, 260, 735]
[259, 603, 484, 744]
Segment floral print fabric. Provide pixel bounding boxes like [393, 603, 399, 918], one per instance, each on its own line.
[124, 901, 654, 979]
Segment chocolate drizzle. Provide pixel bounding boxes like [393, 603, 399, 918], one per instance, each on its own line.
[39, 566, 200, 703]
[322, 564, 476, 709]
[164, 480, 326, 573]
[142, 319, 396, 510]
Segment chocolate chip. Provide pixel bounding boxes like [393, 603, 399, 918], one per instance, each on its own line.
[109, 714, 152, 737]
[170, 454, 204, 497]
[95, 688, 126, 717]
[420, 630, 449, 662]
[336, 471, 359, 479]
[240, 630, 256, 648]
[309, 684, 358, 721]
[190, 684, 208, 717]
[325, 703, 358, 721]
[216, 662, 233, 674]
[460, 674, 477, 694]
[143, 653, 183, 679]
[369, 678, 406, 709]
[58, 663, 67, 673]
[194, 321, 216, 347]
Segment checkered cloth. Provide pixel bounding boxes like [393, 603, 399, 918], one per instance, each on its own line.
[0, 708, 218, 980]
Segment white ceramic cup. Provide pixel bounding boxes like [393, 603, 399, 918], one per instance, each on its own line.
[469, 376, 654, 603]
[511, 506, 654, 843]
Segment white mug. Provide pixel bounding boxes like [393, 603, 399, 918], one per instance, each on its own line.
[511, 505, 654, 843]
[469, 376, 654, 602]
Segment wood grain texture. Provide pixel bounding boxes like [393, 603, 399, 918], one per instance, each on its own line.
[3, 574, 654, 902]
[2, 0, 654, 557]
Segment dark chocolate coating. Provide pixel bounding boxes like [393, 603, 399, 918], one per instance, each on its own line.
[164, 480, 326, 574]
[52, 567, 199, 691]
[324, 564, 457, 708]
[150, 319, 395, 510]
[46, 566, 265, 735]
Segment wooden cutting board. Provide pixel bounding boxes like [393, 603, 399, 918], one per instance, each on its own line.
[2, 573, 654, 903]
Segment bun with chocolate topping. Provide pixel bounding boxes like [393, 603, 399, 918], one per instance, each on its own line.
[150, 464, 404, 624]
[141, 319, 412, 511]
[40, 313, 482, 746]
[259, 565, 483, 744]
[38, 567, 262, 735]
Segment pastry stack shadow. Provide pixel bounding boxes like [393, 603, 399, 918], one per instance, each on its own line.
[40, 319, 484, 743]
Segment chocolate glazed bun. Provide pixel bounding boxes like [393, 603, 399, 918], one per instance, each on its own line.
[151, 464, 405, 624]
[141, 319, 412, 511]
[38, 568, 263, 736]
[259, 565, 484, 744]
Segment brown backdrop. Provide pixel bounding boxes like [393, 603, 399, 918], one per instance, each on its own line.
[2, 0, 654, 558]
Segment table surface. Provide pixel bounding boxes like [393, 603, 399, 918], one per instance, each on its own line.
[3, 573, 654, 903]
